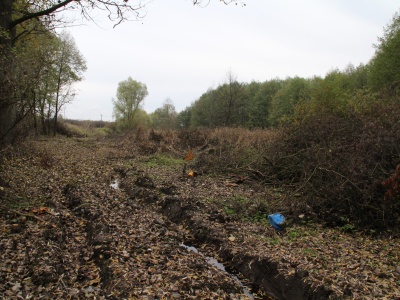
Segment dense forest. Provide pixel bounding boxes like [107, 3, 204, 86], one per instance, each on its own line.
[143, 11, 400, 131]
[157, 19, 400, 130]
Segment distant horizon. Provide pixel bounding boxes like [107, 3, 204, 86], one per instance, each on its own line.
[62, 1, 399, 122]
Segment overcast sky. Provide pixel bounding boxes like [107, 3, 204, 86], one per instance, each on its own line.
[62, 1, 399, 121]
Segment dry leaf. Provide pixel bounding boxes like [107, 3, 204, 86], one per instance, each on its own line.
[184, 150, 194, 161]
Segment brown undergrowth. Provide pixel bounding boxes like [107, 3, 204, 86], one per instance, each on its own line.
[115, 104, 400, 231]
[1, 135, 400, 299]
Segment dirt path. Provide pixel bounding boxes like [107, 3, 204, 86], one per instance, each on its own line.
[1, 137, 399, 299]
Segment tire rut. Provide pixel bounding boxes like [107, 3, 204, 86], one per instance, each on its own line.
[120, 171, 332, 300]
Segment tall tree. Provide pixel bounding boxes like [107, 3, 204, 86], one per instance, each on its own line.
[52, 31, 86, 135]
[368, 10, 400, 95]
[0, 0, 242, 145]
[249, 79, 282, 128]
[151, 99, 178, 129]
[0, 19, 59, 141]
[190, 89, 219, 127]
[112, 77, 148, 129]
[268, 77, 310, 126]
[177, 106, 192, 129]
[216, 70, 246, 126]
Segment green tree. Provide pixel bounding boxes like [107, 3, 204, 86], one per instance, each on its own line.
[293, 65, 371, 122]
[52, 31, 86, 135]
[344, 63, 368, 90]
[133, 108, 151, 128]
[151, 99, 178, 129]
[0, 0, 241, 145]
[0, 24, 85, 139]
[190, 89, 218, 127]
[112, 77, 148, 130]
[216, 70, 246, 126]
[306, 70, 351, 115]
[368, 10, 400, 95]
[32, 34, 61, 135]
[190, 71, 247, 128]
[268, 77, 310, 126]
[249, 79, 282, 128]
[177, 106, 192, 129]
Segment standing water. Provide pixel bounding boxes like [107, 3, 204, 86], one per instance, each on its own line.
[110, 178, 120, 190]
[181, 244, 255, 299]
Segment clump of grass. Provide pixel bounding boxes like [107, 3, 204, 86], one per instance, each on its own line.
[142, 154, 184, 167]
[216, 195, 270, 223]
[59, 121, 110, 138]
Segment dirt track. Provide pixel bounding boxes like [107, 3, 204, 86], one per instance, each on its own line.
[1, 137, 399, 299]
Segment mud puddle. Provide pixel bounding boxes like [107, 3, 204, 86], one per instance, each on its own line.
[110, 178, 120, 189]
[181, 244, 272, 300]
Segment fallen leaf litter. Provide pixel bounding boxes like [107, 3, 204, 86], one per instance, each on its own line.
[0, 137, 399, 299]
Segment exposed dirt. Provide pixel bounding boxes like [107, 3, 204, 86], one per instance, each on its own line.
[0, 136, 399, 299]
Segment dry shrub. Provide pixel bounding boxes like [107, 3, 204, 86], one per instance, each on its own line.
[112, 112, 399, 231]
[177, 129, 211, 149]
[383, 164, 400, 201]
[56, 121, 76, 137]
[183, 127, 282, 175]
[116, 127, 282, 177]
[113, 105, 399, 230]
[265, 101, 400, 229]
[117, 128, 184, 157]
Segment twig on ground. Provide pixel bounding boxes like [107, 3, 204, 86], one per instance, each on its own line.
[3, 206, 46, 222]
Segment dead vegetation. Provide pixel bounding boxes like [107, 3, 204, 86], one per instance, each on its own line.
[0, 138, 254, 299]
[1, 103, 400, 298]
[0, 130, 400, 299]
[113, 111, 400, 231]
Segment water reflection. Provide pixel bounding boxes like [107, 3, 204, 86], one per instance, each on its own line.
[181, 243, 254, 299]
[110, 178, 120, 190]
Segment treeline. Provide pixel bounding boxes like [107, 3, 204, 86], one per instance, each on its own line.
[0, 0, 153, 146]
[181, 66, 366, 129]
[118, 65, 370, 130]
[145, 11, 400, 131]
[0, 24, 86, 143]
[176, 7, 399, 129]
[0, 30, 86, 140]
[112, 10, 400, 131]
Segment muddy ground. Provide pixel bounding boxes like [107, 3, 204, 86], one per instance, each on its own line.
[0, 136, 399, 299]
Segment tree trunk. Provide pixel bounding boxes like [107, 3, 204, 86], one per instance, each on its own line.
[47, 105, 52, 135]
[0, 0, 17, 145]
[53, 41, 67, 136]
[40, 104, 47, 135]
[0, 0, 14, 47]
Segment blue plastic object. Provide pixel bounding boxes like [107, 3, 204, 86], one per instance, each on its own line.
[268, 213, 285, 231]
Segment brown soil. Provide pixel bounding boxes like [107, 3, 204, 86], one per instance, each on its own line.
[0, 136, 399, 299]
